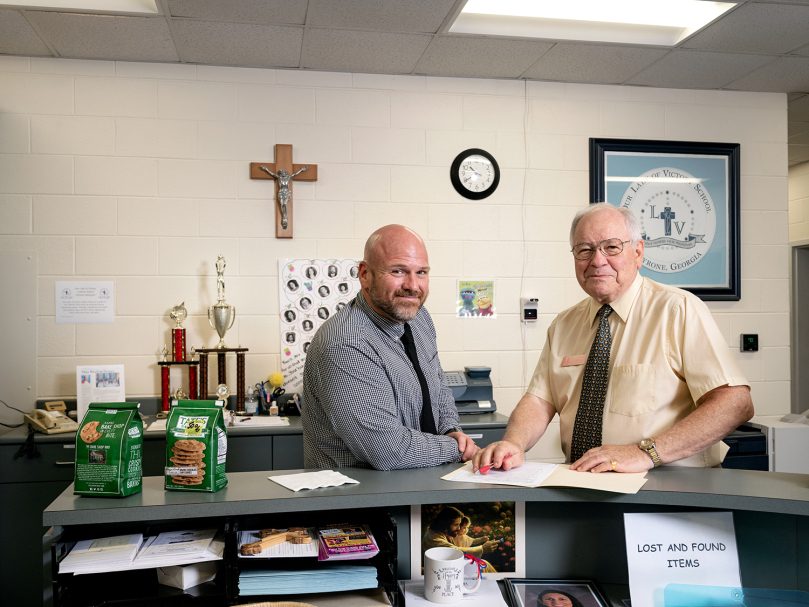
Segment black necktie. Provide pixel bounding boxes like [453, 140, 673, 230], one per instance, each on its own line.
[570, 304, 614, 462]
[401, 323, 437, 434]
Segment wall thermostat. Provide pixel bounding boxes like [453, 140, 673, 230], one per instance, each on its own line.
[740, 334, 758, 352]
[522, 298, 538, 322]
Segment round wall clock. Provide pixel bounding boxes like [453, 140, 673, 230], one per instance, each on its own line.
[450, 148, 500, 200]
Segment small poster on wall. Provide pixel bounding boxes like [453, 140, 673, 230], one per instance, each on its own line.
[456, 280, 496, 318]
[76, 364, 126, 421]
[278, 259, 360, 392]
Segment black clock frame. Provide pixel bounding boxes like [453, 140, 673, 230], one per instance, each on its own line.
[450, 148, 500, 200]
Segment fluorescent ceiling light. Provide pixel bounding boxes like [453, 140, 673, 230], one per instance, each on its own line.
[451, 0, 736, 46]
[0, 0, 158, 13]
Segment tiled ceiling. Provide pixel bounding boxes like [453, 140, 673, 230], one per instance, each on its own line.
[1, 0, 809, 165]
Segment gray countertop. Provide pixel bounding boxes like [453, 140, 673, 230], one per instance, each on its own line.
[43, 465, 809, 527]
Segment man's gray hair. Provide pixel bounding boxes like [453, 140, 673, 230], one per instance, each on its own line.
[569, 203, 642, 247]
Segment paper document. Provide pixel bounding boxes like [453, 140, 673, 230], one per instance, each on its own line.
[403, 579, 508, 607]
[60, 530, 224, 575]
[268, 470, 360, 491]
[238, 528, 319, 559]
[228, 415, 290, 427]
[442, 461, 647, 494]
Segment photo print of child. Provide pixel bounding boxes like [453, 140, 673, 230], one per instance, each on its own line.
[416, 502, 520, 577]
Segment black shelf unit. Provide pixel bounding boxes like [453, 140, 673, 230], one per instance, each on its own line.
[227, 509, 401, 606]
[49, 511, 402, 607]
[50, 516, 229, 607]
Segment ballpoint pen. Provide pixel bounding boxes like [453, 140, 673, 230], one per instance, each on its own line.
[478, 453, 512, 474]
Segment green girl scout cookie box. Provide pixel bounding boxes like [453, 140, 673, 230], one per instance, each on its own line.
[165, 399, 228, 492]
[74, 402, 143, 497]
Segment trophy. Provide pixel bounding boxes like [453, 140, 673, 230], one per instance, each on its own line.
[169, 301, 188, 361]
[208, 255, 236, 348]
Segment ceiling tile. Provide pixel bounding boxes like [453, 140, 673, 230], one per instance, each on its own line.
[683, 2, 809, 54]
[0, 9, 51, 56]
[416, 36, 552, 79]
[725, 56, 809, 92]
[301, 28, 431, 74]
[25, 12, 178, 62]
[628, 50, 773, 89]
[307, 0, 456, 32]
[523, 43, 667, 84]
[167, 0, 307, 24]
[172, 20, 302, 68]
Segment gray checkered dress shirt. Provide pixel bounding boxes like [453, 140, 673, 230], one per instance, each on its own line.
[302, 293, 462, 470]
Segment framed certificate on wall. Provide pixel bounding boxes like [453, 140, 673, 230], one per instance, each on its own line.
[589, 138, 740, 301]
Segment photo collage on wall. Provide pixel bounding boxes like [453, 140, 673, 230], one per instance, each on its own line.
[278, 259, 360, 391]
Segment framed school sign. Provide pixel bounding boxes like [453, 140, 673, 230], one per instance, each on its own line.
[589, 138, 740, 301]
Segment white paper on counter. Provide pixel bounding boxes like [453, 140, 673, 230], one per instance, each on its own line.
[268, 470, 360, 491]
[403, 579, 508, 607]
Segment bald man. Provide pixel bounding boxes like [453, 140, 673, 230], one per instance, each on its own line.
[302, 224, 478, 470]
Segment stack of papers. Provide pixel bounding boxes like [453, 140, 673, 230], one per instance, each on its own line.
[238, 528, 319, 559]
[59, 534, 143, 574]
[59, 529, 224, 575]
[317, 524, 379, 561]
[239, 565, 378, 596]
[134, 529, 223, 569]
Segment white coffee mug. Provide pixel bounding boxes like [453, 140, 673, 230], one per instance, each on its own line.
[423, 547, 482, 604]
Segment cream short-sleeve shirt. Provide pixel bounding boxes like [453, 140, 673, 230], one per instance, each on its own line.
[527, 275, 748, 467]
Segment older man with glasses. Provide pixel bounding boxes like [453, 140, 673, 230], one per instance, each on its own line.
[474, 203, 753, 473]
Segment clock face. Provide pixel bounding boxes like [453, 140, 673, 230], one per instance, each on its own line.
[450, 148, 500, 200]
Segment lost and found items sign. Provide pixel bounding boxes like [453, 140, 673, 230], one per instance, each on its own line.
[624, 511, 741, 607]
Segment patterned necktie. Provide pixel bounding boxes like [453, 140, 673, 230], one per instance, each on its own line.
[570, 304, 614, 461]
[401, 323, 437, 434]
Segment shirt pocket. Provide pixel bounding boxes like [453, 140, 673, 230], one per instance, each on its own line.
[608, 363, 657, 416]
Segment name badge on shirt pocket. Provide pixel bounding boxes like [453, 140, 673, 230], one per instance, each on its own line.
[561, 354, 587, 367]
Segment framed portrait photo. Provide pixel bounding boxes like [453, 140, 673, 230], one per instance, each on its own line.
[589, 138, 740, 301]
[505, 579, 609, 607]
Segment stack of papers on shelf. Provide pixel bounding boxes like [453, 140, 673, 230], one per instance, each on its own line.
[239, 565, 378, 596]
[59, 534, 143, 574]
[134, 529, 222, 568]
[59, 529, 224, 575]
[238, 528, 319, 559]
[317, 523, 379, 561]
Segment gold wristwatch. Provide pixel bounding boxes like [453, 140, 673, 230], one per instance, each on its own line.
[638, 437, 662, 467]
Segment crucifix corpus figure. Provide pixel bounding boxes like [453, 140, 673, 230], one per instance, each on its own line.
[258, 165, 308, 230]
[250, 144, 318, 238]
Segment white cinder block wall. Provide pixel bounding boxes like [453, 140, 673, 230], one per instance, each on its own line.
[789, 162, 809, 243]
[0, 56, 790, 461]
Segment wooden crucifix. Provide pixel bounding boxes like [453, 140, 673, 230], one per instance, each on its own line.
[250, 144, 318, 238]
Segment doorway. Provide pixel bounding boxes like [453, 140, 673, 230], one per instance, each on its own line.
[791, 245, 809, 413]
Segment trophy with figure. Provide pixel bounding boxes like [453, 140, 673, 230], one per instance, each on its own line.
[208, 255, 236, 349]
[197, 255, 249, 412]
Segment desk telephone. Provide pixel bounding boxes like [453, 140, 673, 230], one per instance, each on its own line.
[444, 366, 496, 414]
[25, 400, 79, 434]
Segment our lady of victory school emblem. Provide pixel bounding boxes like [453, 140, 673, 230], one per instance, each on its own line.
[620, 166, 715, 274]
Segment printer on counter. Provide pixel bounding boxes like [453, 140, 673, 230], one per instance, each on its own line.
[444, 366, 496, 414]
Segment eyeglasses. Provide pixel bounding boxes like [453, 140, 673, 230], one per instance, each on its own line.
[571, 238, 631, 261]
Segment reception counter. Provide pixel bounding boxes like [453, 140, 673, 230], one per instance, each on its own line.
[43, 465, 809, 605]
[3, 414, 508, 606]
